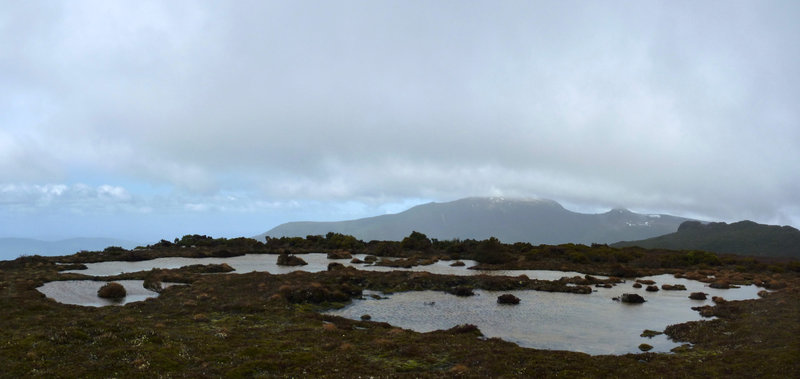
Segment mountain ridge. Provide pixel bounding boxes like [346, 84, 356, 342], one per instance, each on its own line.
[612, 220, 800, 258]
[255, 197, 691, 245]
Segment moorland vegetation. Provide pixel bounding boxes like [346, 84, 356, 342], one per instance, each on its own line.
[1, 232, 798, 377]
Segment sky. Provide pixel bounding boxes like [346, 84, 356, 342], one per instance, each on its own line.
[1, 1, 799, 243]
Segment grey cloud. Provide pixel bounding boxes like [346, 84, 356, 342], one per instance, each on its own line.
[1, 1, 798, 229]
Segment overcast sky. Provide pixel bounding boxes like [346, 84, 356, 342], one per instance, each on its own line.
[1, 1, 799, 242]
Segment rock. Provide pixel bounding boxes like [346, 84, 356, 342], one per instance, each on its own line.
[595, 283, 613, 288]
[620, 293, 646, 303]
[635, 279, 656, 285]
[497, 294, 521, 304]
[712, 296, 727, 303]
[97, 282, 126, 299]
[638, 343, 653, 352]
[688, 292, 707, 300]
[661, 284, 687, 291]
[363, 255, 378, 263]
[450, 261, 466, 267]
[645, 285, 659, 292]
[350, 258, 365, 264]
[757, 290, 769, 298]
[276, 254, 307, 266]
[360, 314, 371, 321]
[632, 283, 642, 288]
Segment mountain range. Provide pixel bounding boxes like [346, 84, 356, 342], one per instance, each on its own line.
[613, 220, 800, 258]
[256, 197, 691, 245]
[0, 237, 140, 261]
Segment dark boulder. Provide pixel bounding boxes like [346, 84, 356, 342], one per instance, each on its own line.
[450, 261, 466, 267]
[632, 283, 642, 288]
[497, 294, 521, 304]
[277, 254, 307, 266]
[620, 293, 646, 303]
[662, 284, 687, 291]
[645, 285, 659, 292]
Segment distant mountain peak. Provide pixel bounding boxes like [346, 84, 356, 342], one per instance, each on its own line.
[256, 197, 690, 245]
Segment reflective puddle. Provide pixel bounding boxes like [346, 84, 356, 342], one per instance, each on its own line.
[36, 280, 178, 307]
[325, 274, 763, 355]
[53, 255, 764, 354]
[60, 253, 596, 280]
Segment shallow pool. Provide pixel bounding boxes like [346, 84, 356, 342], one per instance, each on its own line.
[324, 274, 762, 355]
[36, 280, 175, 307]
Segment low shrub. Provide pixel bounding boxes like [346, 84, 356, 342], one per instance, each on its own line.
[97, 282, 126, 299]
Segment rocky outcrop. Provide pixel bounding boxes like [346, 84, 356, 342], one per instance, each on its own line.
[620, 293, 646, 303]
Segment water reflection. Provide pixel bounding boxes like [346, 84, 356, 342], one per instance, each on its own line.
[61, 253, 598, 281]
[325, 275, 763, 355]
[52, 255, 766, 354]
[36, 280, 165, 307]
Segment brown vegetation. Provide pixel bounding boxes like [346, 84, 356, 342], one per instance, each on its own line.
[97, 282, 126, 299]
[1, 233, 798, 377]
